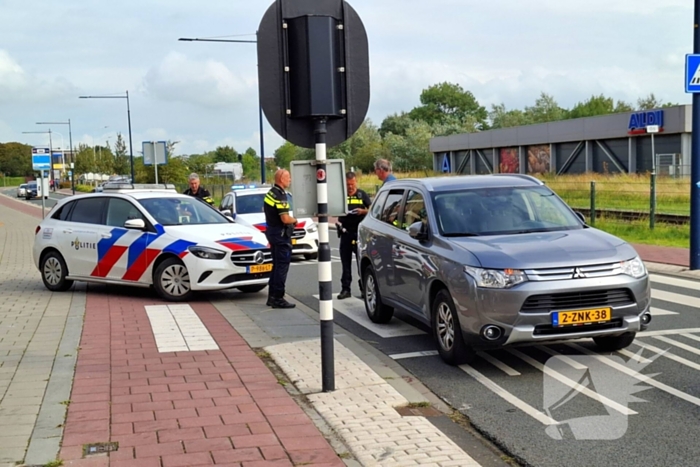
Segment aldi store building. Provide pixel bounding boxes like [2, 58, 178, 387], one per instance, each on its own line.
[430, 105, 692, 176]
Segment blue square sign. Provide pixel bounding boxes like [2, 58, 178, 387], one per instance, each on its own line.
[686, 54, 700, 93]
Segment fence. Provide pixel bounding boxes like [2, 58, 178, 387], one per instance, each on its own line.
[543, 174, 690, 229]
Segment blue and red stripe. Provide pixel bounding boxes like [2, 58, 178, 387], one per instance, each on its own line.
[91, 228, 129, 277]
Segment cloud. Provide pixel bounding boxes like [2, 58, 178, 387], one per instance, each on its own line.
[0, 50, 78, 104]
[143, 52, 255, 109]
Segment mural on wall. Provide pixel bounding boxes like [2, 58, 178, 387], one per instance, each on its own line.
[527, 145, 551, 174]
[499, 148, 519, 173]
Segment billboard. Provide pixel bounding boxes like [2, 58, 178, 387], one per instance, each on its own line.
[499, 148, 519, 174]
[527, 145, 551, 174]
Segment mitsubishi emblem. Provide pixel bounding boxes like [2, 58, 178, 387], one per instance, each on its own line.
[573, 268, 586, 279]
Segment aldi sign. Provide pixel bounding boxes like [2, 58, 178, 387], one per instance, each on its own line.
[628, 110, 664, 135]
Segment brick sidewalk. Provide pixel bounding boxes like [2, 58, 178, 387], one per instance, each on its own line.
[59, 288, 344, 467]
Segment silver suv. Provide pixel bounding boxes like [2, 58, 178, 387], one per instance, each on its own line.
[357, 175, 651, 365]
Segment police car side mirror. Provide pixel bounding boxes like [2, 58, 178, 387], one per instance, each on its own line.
[124, 218, 146, 230]
[221, 209, 232, 217]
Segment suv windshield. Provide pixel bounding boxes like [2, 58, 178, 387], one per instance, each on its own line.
[433, 185, 582, 236]
[140, 197, 229, 226]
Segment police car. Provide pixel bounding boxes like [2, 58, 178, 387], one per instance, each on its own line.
[33, 183, 273, 301]
[219, 185, 319, 260]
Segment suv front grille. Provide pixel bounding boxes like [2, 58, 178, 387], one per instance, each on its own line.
[525, 262, 622, 281]
[520, 288, 634, 313]
[230, 249, 272, 267]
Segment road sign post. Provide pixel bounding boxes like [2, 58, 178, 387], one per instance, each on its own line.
[142, 141, 168, 184]
[688, 5, 700, 269]
[258, 0, 369, 392]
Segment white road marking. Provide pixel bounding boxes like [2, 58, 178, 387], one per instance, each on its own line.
[681, 333, 700, 343]
[313, 295, 425, 338]
[652, 335, 700, 357]
[638, 328, 700, 337]
[390, 350, 439, 360]
[145, 304, 218, 353]
[508, 349, 636, 415]
[617, 349, 654, 365]
[536, 346, 588, 370]
[567, 342, 700, 408]
[651, 307, 679, 316]
[631, 340, 700, 371]
[477, 351, 521, 376]
[650, 273, 700, 290]
[459, 363, 558, 425]
[652, 289, 700, 309]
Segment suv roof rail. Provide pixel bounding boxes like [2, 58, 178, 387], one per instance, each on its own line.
[492, 174, 544, 185]
[102, 183, 177, 191]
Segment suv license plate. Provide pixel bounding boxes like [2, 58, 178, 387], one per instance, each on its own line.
[248, 264, 273, 274]
[553, 308, 611, 327]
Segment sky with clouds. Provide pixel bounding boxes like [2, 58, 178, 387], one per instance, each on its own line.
[0, 0, 692, 157]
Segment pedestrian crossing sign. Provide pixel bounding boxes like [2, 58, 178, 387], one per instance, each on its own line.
[685, 54, 700, 93]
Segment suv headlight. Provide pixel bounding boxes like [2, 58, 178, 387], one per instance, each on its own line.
[307, 222, 318, 233]
[464, 266, 528, 289]
[620, 256, 646, 278]
[188, 245, 227, 260]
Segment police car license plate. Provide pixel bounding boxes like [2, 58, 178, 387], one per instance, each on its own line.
[248, 264, 272, 274]
[291, 239, 297, 245]
[552, 308, 611, 327]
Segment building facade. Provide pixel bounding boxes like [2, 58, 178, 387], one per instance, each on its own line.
[430, 105, 691, 177]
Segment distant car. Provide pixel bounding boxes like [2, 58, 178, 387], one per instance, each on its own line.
[94, 176, 131, 193]
[17, 183, 27, 198]
[25, 181, 38, 200]
[219, 186, 319, 260]
[33, 183, 273, 301]
[356, 174, 651, 365]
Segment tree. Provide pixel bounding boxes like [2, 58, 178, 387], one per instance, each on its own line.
[379, 112, 414, 138]
[524, 93, 569, 124]
[274, 141, 298, 169]
[186, 153, 214, 177]
[637, 93, 678, 110]
[569, 95, 615, 119]
[213, 146, 238, 163]
[0, 142, 33, 176]
[383, 119, 433, 172]
[113, 132, 130, 176]
[408, 82, 488, 129]
[489, 104, 531, 129]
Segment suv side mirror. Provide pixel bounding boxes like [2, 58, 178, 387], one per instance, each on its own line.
[574, 211, 586, 223]
[408, 221, 429, 241]
[124, 218, 146, 230]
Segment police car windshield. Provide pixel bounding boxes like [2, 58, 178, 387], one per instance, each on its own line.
[140, 197, 229, 226]
[236, 193, 265, 214]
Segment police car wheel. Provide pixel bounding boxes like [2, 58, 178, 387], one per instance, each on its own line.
[237, 284, 267, 293]
[41, 251, 74, 292]
[154, 257, 192, 301]
[363, 266, 393, 324]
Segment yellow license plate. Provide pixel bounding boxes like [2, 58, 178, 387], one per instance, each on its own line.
[248, 264, 273, 274]
[291, 239, 297, 245]
[553, 308, 611, 327]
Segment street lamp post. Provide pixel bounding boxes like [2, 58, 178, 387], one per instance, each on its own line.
[79, 92, 135, 183]
[178, 36, 267, 184]
[37, 120, 75, 194]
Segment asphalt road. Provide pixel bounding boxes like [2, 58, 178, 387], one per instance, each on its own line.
[286, 235, 700, 467]
[9, 187, 700, 466]
[1, 187, 69, 211]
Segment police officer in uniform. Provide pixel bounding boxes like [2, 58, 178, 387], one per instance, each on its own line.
[263, 169, 297, 309]
[337, 171, 372, 300]
[183, 173, 214, 205]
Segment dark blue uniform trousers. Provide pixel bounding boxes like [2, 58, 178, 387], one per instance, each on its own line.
[266, 232, 292, 299]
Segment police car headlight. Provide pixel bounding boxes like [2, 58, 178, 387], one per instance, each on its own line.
[188, 246, 227, 260]
[307, 222, 317, 233]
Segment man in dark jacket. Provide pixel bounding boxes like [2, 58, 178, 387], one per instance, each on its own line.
[337, 171, 372, 299]
[183, 173, 214, 205]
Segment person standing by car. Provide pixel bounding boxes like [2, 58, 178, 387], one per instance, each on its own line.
[337, 171, 371, 299]
[263, 169, 297, 309]
[374, 158, 396, 186]
[183, 173, 214, 205]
